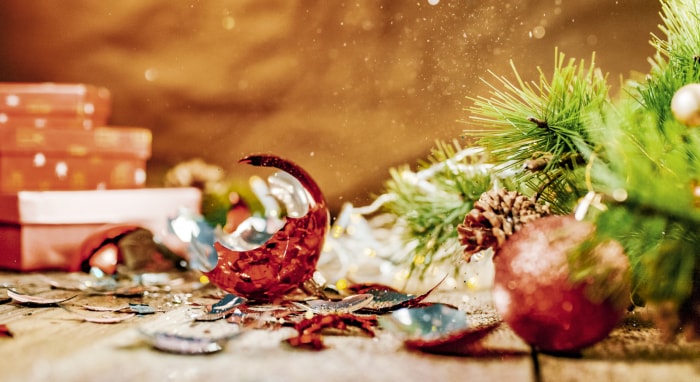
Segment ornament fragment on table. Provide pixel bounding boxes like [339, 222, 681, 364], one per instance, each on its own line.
[379, 303, 511, 356]
[140, 332, 231, 355]
[138, 308, 243, 355]
[227, 303, 303, 329]
[285, 313, 378, 351]
[0, 324, 13, 338]
[346, 282, 399, 294]
[358, 275, 446, 314]
[193, 293, 247, 321]
[139, 325, 242, 355]
[293, 293, 374, 314]
[128, 303, 159, 315]
[80, 303, 131, 312]
[58, 304, 137, 324]
[168, 208, 219, 272]
[85, 284, 147, 298]
[7, 288, 76, 306]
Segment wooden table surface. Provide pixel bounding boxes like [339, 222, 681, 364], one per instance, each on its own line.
[1, 271, 699, 382]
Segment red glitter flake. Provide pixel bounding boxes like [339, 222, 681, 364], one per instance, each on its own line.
[285, 314, 378, 350]
[403, 323, 504, 356]
[0, 324, 13, 338]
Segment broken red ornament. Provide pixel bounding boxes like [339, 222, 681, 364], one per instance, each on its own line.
[79, 224, 141, 274]
[79, 224, 184, 275]
[206, 154, 329, 302]
[492, 215, 630, 353]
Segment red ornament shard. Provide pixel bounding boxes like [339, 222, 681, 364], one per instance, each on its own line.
[206, 154, 329, 302]
[285, 313, 378, 350]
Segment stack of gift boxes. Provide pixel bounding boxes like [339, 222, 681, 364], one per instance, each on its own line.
[0, 83, 201, 271]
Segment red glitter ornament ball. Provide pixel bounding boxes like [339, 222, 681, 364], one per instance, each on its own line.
[492, 215, 630, 353]
[205, 154, 329, 302]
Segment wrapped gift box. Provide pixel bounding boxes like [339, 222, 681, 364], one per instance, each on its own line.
[0, 187, 201, 271]
[0, 126, 152, 191]
[0, 82, 111, 123]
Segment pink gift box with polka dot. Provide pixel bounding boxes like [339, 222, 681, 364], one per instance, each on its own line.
[0, 82, 111, 124]
[0, 83, 151, 192]
[0, 126, 151, 191]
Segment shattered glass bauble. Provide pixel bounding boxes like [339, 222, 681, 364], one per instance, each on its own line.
[205, 154, 329, 302]
[492, 215, 630, 353]
[671, 83, 700, 127]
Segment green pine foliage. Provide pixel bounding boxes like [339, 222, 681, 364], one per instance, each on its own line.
[580, 0, 700, 308]
[378, 0, 700, 324]
[382, 140, 498, 277]
[454, 0, 700, 327]
[641, 0, 700, 124]
[462, 49, 609, 213]
[460, 0, 700, 321]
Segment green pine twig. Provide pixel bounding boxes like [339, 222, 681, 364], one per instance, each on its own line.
[381, 140, 498, 278]
[462, 48, 609, 213]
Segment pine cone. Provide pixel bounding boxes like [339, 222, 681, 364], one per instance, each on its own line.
[457, 188, 551, 261]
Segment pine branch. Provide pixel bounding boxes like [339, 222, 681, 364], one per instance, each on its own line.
[462, 49, 609, 213]
[455, 0, 700, 333]
[381, 140, 500, 278]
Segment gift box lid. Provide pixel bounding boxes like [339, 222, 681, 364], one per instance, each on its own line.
[0, 188, 201, 225]
[0, 83, 111, 118]
[0, 126, 151, 158]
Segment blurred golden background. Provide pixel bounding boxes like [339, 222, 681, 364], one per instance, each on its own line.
[0, 0, 660, 212]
